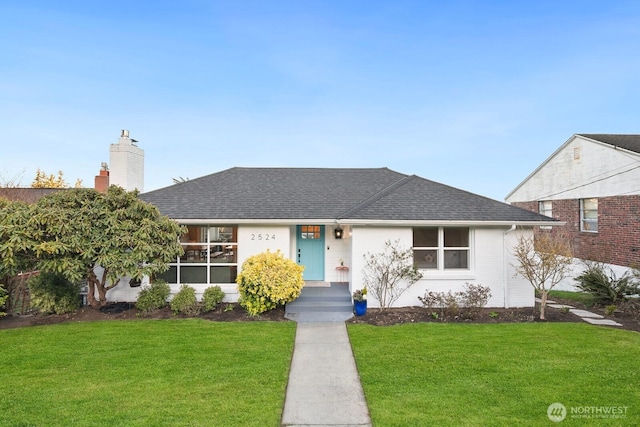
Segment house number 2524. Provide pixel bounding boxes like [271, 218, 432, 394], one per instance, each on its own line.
[251, 233, 276, 241]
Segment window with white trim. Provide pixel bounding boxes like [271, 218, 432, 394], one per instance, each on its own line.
[538, 200, 553, 229]
[158, 225, 238, 284]
[580, 198, 598, 232]
[413, 227, 469, 270]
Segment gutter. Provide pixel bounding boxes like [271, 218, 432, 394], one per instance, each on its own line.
[172, 218, 564, 227]
[502, 225, 517, 308]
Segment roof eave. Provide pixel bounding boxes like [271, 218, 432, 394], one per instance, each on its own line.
[339, 219, 564, 227]
[172, 218, 339, 225]
[171, 218, 564, 227]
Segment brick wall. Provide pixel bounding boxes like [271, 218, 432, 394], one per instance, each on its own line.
[512, 195, 640, 268]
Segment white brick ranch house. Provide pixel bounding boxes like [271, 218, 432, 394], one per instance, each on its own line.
[109, 167, 557, 308]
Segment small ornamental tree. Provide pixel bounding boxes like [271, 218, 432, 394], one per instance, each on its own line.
[236, 250, 304, 315]
[362, 239, 423, 310]
[512, 231, 573, 320]
[0, 187, 185, 308]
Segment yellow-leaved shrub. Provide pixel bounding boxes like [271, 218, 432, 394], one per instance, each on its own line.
[236, 250, 304, 315]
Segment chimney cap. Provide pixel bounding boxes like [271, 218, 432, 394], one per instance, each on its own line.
[121, 129, 129, 138]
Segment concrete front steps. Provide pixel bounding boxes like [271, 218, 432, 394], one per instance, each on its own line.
[285, 282, 354, 322]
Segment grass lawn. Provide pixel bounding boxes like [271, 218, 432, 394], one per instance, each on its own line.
[0, 320, 296, 427]
[547, 290, 595, 305]
[348, 323, 640, 426]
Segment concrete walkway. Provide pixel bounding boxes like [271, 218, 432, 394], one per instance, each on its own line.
[281, 322, 372, 427]
[537, 298, 623, 326]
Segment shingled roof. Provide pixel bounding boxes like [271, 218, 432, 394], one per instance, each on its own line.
[140, 167, 555, 224]
[578, 134, 640, 154]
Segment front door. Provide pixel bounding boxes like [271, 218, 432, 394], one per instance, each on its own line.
[296, 225, 325, 280]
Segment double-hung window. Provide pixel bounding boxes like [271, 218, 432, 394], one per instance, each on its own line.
[538, 200, 553, 229]
[413, 227, 470, 270]
[580, 198, 598, 232]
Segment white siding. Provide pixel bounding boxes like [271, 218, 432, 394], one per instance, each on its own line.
[507, 136, 640, 203]
[503, 228, 535, 307]
[237, 226, 291, 267]
[350, 227, 414, 307]
[325, 225, 352, 282]
[104, 224, 536, 308]
[106, 277, 145, 301]
[555, 259, 635, 292]
[351, 226, 535, 309]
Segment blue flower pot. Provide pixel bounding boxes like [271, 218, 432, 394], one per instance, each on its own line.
[354, 300, 367, 316]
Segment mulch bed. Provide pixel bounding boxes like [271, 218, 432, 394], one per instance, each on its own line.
[2, 298, 639, 333]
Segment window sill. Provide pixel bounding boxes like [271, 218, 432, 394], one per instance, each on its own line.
[419, 270, 476, 281]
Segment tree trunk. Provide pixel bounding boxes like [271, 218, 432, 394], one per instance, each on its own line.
[96, 284, 108, 307]
[86, 269, 108, 309]
[539, 290, 547, 320]
[87, 277, 98, 309]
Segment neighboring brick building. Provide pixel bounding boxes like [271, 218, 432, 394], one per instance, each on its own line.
[506, 134, 640, 270]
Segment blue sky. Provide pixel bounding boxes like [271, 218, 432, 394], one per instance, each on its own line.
[1, 1, 639, 200]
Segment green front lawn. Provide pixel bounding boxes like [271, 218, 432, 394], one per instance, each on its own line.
[547, 290, 595, 305]
[348, 323, 640, 426]
[0, 320, 296, 427]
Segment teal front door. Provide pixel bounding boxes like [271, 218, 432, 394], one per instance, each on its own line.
[296, 225, 325, 281]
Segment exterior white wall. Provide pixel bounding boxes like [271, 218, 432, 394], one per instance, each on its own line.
[507, 136, 640, 203]
[237, 225, 291, 266]
[350, 225, 535, 309]
[104, 224, 536, 308]
[110, 133, 144, 192]
[92, 265, 147, 303]
[503, 228, 535, 307]
[554, 259, 635, 292]
[325, 225, 352, 282]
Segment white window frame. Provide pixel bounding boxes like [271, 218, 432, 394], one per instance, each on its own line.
[413, 227, 471, 271]
[580, 198, 598, 233]
[162, 224, 238, 285]
[538, 200, 553, 230]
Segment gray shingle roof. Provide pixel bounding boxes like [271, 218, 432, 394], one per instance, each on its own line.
[140, 167, 555, 223]
[578, 134, 640, 154]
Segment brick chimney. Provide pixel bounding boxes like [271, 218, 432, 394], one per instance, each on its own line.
[94, 162, 110, 193]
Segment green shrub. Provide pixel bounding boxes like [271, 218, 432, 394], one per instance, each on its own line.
[236, 250, 304, 315]
[28, 272, 81, 314]
[170, 284, 200, 316]
[202, 285, 225, 312]
[136, 281, 170, 313]
[574, 263, 639, 304]
[0, 284, 8, 317]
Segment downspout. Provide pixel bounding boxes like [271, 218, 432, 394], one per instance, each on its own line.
[502, 225, 517, 308]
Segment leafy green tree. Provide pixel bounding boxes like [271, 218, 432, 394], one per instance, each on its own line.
[0, 198, 34, 276]
[0, 186, 184, 308]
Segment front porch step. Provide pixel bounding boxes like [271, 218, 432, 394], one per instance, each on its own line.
[287, 300, 353, 313]
[285, 282, 353, 320]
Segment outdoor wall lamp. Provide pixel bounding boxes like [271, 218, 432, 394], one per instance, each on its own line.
[334, 227, 344, 239]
